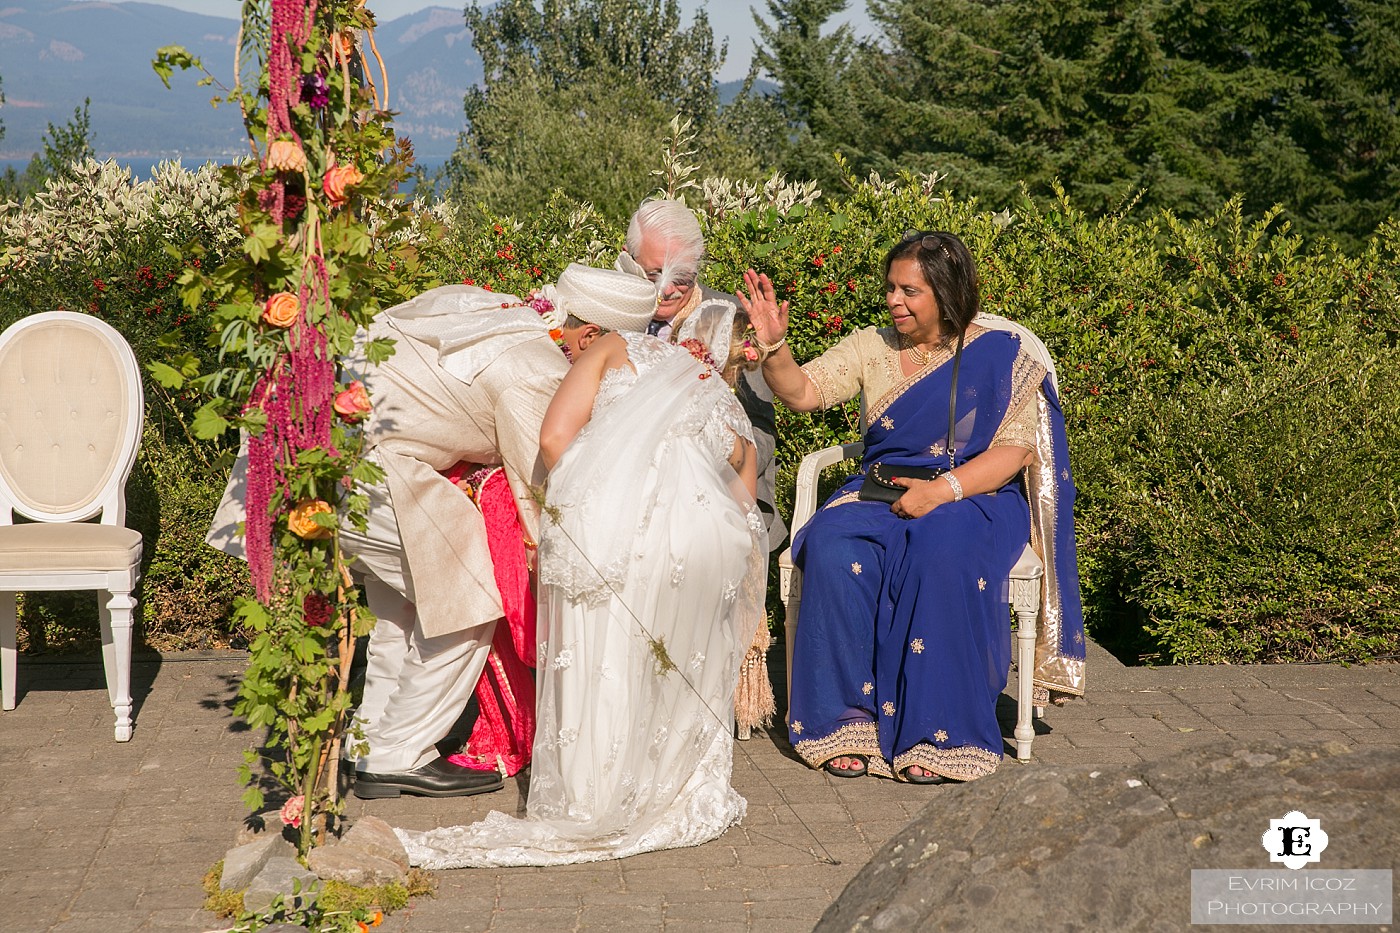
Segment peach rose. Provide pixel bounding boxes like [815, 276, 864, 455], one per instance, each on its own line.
[262, 291, 300, 328]
[266, 139, 307, 174]
[288, 499, 333, 540]
[279, 794, 304, 829]
[333, 380, 371, 421]
[323, 163, 364, 207]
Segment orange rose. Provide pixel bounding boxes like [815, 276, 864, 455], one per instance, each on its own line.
[333, 380, 371, 421]
[323, 163, 364, 207]
[262, 292, 300, 328]
[266, 138, 307, 173]
[288, 499, 333, 540]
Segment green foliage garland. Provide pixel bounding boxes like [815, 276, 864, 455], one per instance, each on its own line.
[152, 0, 422, 854]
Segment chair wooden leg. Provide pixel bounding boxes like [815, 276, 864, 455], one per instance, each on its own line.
[0, 591, 16, 712]
[98, 593, 117, 705]
[101, 588, 136, 742]
[1008, 575, 1041, 762]
[1013, 604, 1037, 760]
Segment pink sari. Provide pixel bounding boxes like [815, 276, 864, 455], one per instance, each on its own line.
[441, 466, 536, 777]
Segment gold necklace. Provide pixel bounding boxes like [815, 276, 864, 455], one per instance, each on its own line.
[902, 334, 944, 366]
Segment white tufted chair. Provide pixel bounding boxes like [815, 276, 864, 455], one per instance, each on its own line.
[0, 312, 145, 741]
[778, 314, 1055, 762]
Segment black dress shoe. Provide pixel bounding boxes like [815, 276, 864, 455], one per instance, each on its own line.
[353, 755, 504, 799]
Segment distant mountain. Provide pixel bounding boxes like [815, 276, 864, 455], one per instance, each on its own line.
[0, 1, 478, 160]
[360, 6, 481, 157]
[717, 76, 778, 106]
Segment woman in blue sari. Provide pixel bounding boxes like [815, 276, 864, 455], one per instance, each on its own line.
[740, 231, 1084, 783]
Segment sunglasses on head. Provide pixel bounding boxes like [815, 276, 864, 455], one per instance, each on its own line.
[902, 231, 953, 260]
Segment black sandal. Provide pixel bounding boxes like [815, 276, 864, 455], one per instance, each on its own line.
[901, 766, 954, 785]
[822, 755, 869, 778]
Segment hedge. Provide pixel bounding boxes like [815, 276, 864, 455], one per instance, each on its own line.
[2, 160, 1397, 663]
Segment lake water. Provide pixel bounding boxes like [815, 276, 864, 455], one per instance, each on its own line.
[1, 155, 233, 180]
[1, 156, 446, 188]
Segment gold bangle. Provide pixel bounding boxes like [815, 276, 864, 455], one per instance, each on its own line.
[754, 335, 787, 353]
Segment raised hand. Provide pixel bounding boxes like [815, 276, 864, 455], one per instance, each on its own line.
[737, 269, 789, 346]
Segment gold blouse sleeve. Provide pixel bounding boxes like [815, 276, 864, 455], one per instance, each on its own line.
[799, 327, 878, 410]
[990, 348, 1047, 451]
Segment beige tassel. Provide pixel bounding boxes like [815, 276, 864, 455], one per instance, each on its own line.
[734, 615, 776, 733]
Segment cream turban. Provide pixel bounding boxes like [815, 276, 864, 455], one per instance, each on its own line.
[553, 263, 657, 333]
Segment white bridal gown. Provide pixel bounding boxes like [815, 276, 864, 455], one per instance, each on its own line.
[397, 333, 767, 867]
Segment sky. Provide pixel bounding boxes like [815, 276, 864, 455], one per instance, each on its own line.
[145, 0, 876, 83]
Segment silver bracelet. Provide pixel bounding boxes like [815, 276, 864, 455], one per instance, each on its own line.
[753, 335, 787, 353]
[942, 472, 964, 501]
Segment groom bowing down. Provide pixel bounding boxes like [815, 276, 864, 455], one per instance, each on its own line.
[208, 266, 658, 798]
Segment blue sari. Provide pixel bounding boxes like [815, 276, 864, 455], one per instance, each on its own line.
[788, 328, 1078, 781]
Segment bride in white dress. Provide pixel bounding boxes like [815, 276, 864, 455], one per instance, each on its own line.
[397, 327, 768, 868]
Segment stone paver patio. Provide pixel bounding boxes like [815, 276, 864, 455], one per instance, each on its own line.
[1, 639, 1397, 932]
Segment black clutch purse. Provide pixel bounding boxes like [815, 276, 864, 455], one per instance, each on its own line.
[858, 463, 947, 504]
[856, 331, 965, 508]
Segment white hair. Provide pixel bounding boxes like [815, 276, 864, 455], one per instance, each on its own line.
[625, 199, 705, 277]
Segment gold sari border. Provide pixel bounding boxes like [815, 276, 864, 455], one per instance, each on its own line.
[792, 721, 881, 769]
[891, 744, 1001, 782]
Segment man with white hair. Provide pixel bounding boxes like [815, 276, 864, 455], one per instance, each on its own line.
[208, 264, 657, 798]
[619, 199, 786, 550]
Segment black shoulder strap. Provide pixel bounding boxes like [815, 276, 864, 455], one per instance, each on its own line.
[946, 330, 965, 467]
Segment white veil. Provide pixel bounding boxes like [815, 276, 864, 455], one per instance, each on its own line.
[398, 340, 766, 867]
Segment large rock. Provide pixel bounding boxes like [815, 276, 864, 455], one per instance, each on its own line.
[817, 742, 1400, 932]
[243, 856, 320, 914]
[307, 815, 410, 886]
[340, 816, 410, 873]
[220, 834, 296, 891]
[307, 845, 406, 887]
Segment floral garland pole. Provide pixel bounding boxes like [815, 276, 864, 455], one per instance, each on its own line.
[153, 0, 419, 855]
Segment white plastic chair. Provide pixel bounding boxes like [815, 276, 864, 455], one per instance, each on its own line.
[778, 314, 1053, 761]
[0, 312, 146, 741]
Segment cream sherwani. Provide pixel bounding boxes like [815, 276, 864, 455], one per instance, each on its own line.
[208, 286, 567, 773]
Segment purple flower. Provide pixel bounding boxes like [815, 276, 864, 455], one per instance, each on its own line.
[301, 73, 330, 109]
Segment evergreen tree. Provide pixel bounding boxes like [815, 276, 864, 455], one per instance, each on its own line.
[750, 0, 858, 184]
[800, 0, 1398, 246]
